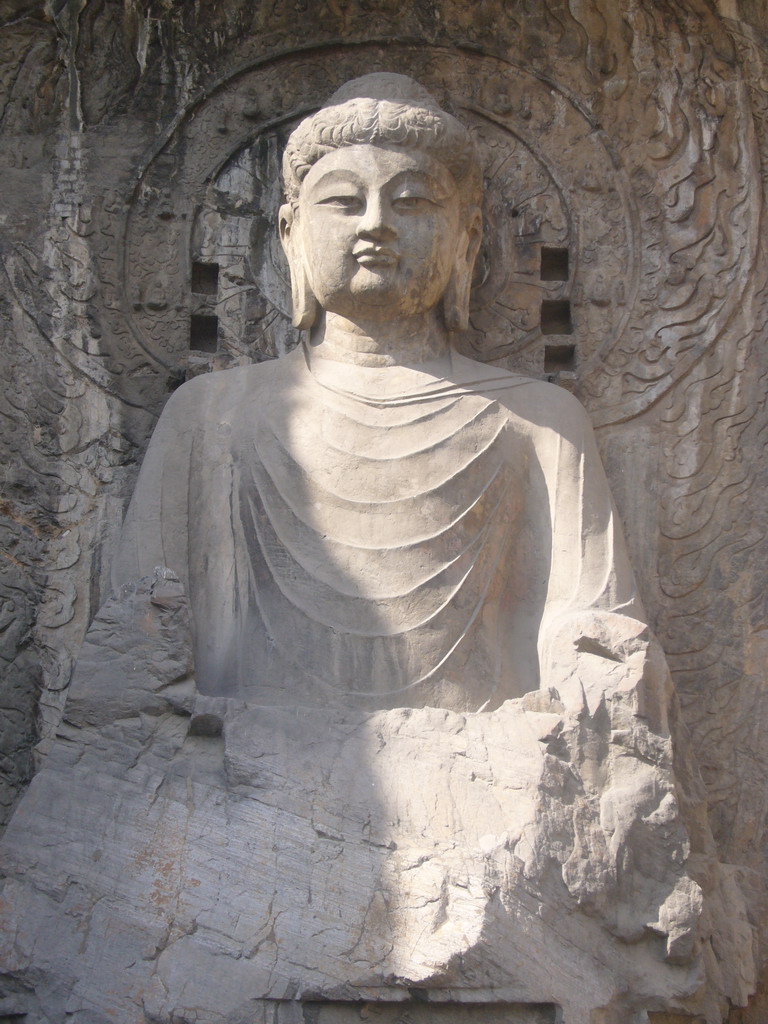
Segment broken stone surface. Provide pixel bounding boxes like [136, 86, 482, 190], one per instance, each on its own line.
[0, 569, 749, 1024]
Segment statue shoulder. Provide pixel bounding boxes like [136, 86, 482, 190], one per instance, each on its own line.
[156, 357, 288, 424]
[504, 377, 591, 434]
[451, 354, 593, 439]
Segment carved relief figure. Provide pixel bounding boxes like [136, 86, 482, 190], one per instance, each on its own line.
[113, 73, 643, 713]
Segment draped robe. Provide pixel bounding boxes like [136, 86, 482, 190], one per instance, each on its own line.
[113, 346, 642, 712]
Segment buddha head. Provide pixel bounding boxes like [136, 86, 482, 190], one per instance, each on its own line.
[279, 73, 482, 332]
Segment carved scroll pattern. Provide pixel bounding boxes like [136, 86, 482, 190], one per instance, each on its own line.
[546, 5, 768, 992]
[651, 20, 768, 896]
[2, 145, 147, 760]
[0, 6, 167, 822]
[0, 9, 66, 825]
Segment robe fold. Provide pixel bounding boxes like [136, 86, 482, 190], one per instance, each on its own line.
[113, 346, 642, 712]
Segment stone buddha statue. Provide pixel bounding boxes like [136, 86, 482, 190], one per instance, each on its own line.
[113, 73, 642, 713]
[2, 75, 722, 1024]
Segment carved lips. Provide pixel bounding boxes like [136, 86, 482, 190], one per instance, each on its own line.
[352, 245, 398, 269]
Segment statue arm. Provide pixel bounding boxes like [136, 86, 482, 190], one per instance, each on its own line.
[537, 387, 642, 625]
[525, 386, 663, 716]
[110, 384, 197, 592]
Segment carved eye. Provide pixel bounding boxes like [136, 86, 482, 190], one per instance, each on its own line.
[318, 195, 363, 211]
[392, 195, 432, 211]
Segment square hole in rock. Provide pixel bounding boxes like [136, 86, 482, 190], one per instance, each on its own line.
[541, 299, 573, 335]
[540, 246, 569, 281]
[191, 261, 220, 295]
[544, 343, 576, 373]
[190, 314, 219, 352]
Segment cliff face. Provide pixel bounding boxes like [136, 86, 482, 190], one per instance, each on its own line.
[1, 2, 768, 1020]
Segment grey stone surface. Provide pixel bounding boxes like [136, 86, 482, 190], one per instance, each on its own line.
[1, 3, 768, 1020]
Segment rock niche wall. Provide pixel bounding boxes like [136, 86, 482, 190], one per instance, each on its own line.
[1, 1, 768, 1021]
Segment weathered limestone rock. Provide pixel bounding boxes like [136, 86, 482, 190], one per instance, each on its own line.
[0, 570, 731, 1023]
[2, 6, 768, 1020]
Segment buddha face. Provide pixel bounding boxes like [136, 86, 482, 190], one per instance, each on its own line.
[281, 144, 477, 325]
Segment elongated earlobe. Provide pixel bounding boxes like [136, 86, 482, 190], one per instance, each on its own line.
[289, 260, 320, 330]
[443, 212, 482, 332]
[279, 203, 320, 330]
[443, 265, 473, 332]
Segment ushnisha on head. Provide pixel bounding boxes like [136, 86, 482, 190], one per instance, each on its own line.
[279, 73, 483, 332]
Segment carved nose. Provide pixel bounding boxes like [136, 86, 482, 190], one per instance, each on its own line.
[357, 197, 396, 241]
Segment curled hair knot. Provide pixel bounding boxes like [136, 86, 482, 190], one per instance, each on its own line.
[282, 75, 481, 207]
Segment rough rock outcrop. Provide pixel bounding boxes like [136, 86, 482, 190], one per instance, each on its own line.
[0, 570, 750, 1023]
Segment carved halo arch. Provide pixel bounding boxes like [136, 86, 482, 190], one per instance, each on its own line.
[121, 42, 757, 426]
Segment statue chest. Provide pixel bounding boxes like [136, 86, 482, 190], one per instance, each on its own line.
[189, 368, 534, 710]
[233, 381, 524, 604]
